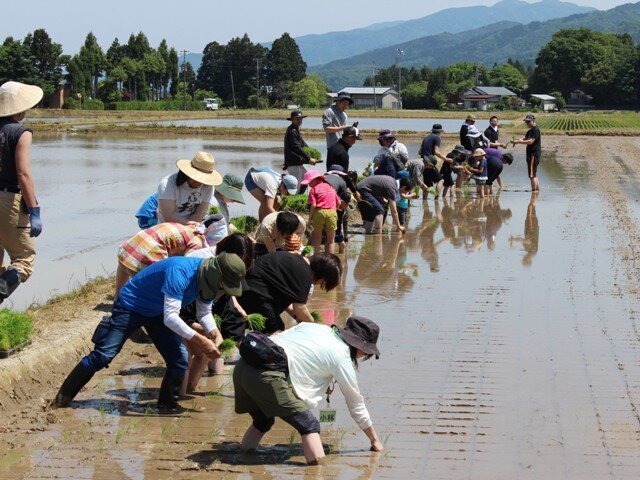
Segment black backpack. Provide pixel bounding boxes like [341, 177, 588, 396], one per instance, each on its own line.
[239, 331, 289, 373]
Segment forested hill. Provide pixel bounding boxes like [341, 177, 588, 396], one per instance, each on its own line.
[310, 2, 640, 90]
[286, 0, 594, 66]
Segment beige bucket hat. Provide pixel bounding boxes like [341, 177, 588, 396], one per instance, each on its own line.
[176, 151, 223, 186]
[0, 81, 44, 117]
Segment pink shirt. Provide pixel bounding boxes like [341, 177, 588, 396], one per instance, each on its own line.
[308, 181, 341, 210]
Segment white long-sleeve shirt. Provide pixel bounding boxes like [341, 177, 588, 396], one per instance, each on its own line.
[271, 322, 372, 430]
[163, 296, 216, 340]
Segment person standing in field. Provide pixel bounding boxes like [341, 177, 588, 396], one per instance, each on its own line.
[283, 110, 319, 191]
[418, 124, 448, 199]
[512, 114, 541, 191]
[459, 114, 476, 152]
[484, 116, 508, 148]
[322, 91, 358, 152]
[0, 81, 44, 305]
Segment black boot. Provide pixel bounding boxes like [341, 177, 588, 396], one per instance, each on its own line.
[53, 361, 95, 407]
[157, 372, 185, 413]
[0, 268, 21, 305]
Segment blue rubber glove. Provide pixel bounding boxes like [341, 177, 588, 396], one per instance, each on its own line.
[28, 206, 42, 237]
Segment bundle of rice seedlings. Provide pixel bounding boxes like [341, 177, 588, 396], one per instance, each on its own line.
[413, 185, 421, 196]
[229, 215, 259, 234]
[310, 310, 323, 324]
[301, 245, 314, 257]
[246, 313, 266, 332]
[0, 309, 33, 351]
[278, 194, 308, 214]
[218, 338, 237, 360]
[303, 146, 322, 162]
[208, 205, 222, 215]
[213, 314, 222, 329]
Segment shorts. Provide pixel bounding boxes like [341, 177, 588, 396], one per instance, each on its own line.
[357, 190, 385, 222]
[423, 166, 443, 187]
[527, 153, 540, 178]
[440, 163, 454, 187]
[244, 168, 259, 191]
[397, 206, 408, 226]
[233, 358, 308, 417]
[311, 208, 338, 234]
[474, 178, 487, 186]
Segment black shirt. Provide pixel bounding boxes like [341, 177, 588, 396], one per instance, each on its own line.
[525, 126, 542, 157]
[484, 126, 499, 143]
[283, 123, 310, 167]
[241, 252, 312, 314]
[326, 139, 351, 172]
[460, 123, 472, 151]
[0, 119, 31, 191]
[419, 134, 441, 159]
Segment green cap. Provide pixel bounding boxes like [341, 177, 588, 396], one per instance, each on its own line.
[198, 253, 247, 300]
[216, 173, 245, 204]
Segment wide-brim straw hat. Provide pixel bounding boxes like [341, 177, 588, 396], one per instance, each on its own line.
[176, 151, 223, 186]
[473, 148, 487, 157]
[0, 81, 43, 117]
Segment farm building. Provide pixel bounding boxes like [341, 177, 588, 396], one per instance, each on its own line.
[530, 94, 557, 112]
[327, 87, 401, 109]
[462, 86, 518, 110]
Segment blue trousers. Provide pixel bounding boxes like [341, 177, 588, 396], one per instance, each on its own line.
[82, 300, 188, 376]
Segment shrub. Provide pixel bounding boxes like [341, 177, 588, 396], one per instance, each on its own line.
[229, 215, 259, 234]
[0, 309, 33, 350]
[303, 146, 322, 162]
[278, 194, 308, 213]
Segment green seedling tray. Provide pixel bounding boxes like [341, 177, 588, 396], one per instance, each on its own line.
[0, 338, 32, 359]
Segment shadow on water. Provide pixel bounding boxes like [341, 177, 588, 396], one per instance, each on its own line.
[187, 441, 308, 466]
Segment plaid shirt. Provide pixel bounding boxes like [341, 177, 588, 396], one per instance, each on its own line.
[118, 222, 206, 273]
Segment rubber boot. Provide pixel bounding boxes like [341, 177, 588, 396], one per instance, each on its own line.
[0, 268, 21, 305]
[157, 372, 186, 413]
[54, 361, 95, 407]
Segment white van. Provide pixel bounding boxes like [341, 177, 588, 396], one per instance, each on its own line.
[203, 98, 219, 110]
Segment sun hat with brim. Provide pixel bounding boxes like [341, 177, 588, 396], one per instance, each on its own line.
[300, 170, 325, 186]
[197, 252, 247, 300]
[281, 174, 299, 195]
[466, 125, 482, 138]
[327, 164, 347, 175]
[473, 148, 487, 157]
[339, 316, 381, 359]
[336, 91, 354, 105]
[0, 81, 44, 117]
[466, 114, 477, 121]
[377, 129, 396, 140]
[431, 124, 444, 134]
[216, 173, 245, 204]
[451, 145, 471, 155]
[287, 110, 307, 120]
[176, 151, 223, 186]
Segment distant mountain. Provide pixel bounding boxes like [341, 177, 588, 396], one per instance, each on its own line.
[185, 53, 203, 72]
[290, 0, 596, 66]
[310, 2, 640, 90]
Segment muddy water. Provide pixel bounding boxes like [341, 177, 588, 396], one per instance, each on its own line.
[9, 134, 528, 310]
[5, 143, 640, 479]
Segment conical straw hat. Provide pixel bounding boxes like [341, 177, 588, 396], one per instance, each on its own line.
[176, 151, 223, 186]
[0, 82, 43, 117]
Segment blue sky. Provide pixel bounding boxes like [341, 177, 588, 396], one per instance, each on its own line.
[2, 0, 632, 53]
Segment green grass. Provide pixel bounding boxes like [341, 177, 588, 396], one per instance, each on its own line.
[303, 146, 322, 161]
[278, 194, 308, 213]
[218, 338, 236, 359]
[0, 309, 33, 351]
[229, 215, 259, 234]
[246, 313, 266, 332]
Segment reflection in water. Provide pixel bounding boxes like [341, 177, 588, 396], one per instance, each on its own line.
[353, 235, 414, 293]
[510, 192, 539, 266]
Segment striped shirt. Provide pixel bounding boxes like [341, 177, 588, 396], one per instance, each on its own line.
[118, 223, 206, 273]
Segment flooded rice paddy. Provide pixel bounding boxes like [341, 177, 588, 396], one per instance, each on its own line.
[2, 133, 640, 478]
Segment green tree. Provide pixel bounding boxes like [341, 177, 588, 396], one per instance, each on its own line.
[0, 37, 38, 87]
[168, 48, 179, 97]
[401, 81, 429, 109]
[23, 29, 63, 97]
[488, 64, 526, 94]
[550, 91, 566, 110]
[265, 33, 306, 85]
[289, 74, 329, 108]
[78, 32, 106, 98]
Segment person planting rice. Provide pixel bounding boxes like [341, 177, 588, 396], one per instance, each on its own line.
[443, 145, 471, 196]
[418, 124, 447, 199]
[373, 129, 408, 178]
[219, 252, 342, 339]
[356, 175, 409, 234]
[512, 114, 542, 192]
[326, 126, 361, 173]
[466, 148, 489, 198]
[244, 166, 298, 221]
[53, 253, 247, 411]
[254, 211, 306, 257]
[114, 215, 228, 296]
[157, 151, 222, 225]
[483, 147, 513, 194]
[233, 316, 384, 465]
[211, 173, 246, 227]
[300, 170, 345, 255]
[0, 81, 44, 305]
[324, 165, 355, 253]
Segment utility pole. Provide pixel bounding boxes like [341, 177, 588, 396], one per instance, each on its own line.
[181, 49, 188, 111]
[230, 71, 237, 109]
[396, 49, 405, 110]
[255, 58, 260, 110]
[372, 61, 377, 112]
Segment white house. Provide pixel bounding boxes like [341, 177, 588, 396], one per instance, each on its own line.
[530, 94, 557, 112]
[328, 87, 401, 109]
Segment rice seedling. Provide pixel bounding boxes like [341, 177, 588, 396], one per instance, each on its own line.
[303, 146, 322, 161]
[246, 313, 266, 332]
[207, 205, 222, 215]
[310, 310, 323, 323]
[229, 215, 259, 234]
[213, 314, 222, 329]
[218, 338, 236, 359]
[278, 194, 308, 213]
[301, 245, 314, 257]
[0, 309, 33, 351]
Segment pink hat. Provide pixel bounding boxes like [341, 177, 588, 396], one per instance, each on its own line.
[300, 170, 325, 185]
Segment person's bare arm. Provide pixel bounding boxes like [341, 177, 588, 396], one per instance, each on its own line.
[363, 425, 384, 451]
[291, 303, 314, 323]
[189, 201, 210, 224]
[159, 199, 193, 225]
[324, 125, 348, 134]
[388, 200, 404, 233]
[434, 145, 449, 163]
[262, 236, 277, 253]
[15, 132, 37, 208]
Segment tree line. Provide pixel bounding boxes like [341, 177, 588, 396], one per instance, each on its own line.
[0, 27, 638, 109]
